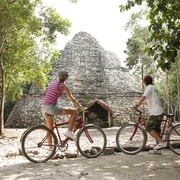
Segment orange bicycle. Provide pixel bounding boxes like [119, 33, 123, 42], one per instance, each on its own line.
[116, 107, 180, 155]
[20, 111, 107, 163]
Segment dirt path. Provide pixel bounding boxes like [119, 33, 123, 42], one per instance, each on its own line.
[0, 129, 180, 180]
[0, 151, 179, 180]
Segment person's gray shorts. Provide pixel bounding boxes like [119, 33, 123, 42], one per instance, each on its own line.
[42, 105, 65, 119]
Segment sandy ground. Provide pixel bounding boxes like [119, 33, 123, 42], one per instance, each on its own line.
[0, 128, 180, 180]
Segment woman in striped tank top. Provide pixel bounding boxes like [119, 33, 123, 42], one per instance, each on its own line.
[42, 71, 86, 141]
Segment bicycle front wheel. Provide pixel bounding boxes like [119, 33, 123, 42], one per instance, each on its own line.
[168, 123, 180, 155]
[116, 123, 147, 155]
[77, 125, 107, 158]
[21, 125, 58, 163]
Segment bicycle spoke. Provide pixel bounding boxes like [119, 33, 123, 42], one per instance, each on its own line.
[116, 124, 147, 155]
[168, 124, 180, 155]
[77, 125, 106, 158]
[21, 125, 57, 163]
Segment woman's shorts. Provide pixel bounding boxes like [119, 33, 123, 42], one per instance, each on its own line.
[42, 105, 65, 119]
[146, 114, 164, 133]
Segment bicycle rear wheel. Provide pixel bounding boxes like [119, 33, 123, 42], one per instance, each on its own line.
[116, 123, 147, 155]
[168, 123, 180, 155]
[21, 125, 58, 163]
[77, 125, 106, 158]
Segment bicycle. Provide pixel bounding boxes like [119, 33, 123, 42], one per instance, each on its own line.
[20, 111, 107, 163]
[116, 107, 180, 155]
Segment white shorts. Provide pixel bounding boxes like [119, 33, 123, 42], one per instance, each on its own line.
[42, 105, 65, 118]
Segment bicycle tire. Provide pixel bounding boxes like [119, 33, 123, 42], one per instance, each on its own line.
[76, 125, 107, 158]
[21, 125, 58, 163]
[167, 123, 180, 155]
[116, 123, 147, 155]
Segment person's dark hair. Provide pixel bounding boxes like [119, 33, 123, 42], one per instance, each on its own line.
[56, 71, 69, 93]
[59, 71, 68, 82]
[143, 75, 153, 85]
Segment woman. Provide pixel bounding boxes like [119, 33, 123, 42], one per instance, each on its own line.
[42, 71, 85, 141]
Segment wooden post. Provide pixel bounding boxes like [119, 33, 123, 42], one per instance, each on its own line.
[108, 111, 111, 127]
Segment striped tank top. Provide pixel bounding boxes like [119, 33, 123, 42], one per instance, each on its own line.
[43, 81, 65, 105]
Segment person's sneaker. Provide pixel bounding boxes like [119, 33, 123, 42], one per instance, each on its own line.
[153, 142, 167, 150]
[64, 130, 76, 141]
[148, 149, 162, 155]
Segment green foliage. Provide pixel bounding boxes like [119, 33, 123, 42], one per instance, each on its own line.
[119, 0, 180, 71]
[124, 10, 154, 77]
[123, 8, 180, 120]
[39, 7, 71, 43]
[0, 0, 72, 133]
[0, 0, 71, 102]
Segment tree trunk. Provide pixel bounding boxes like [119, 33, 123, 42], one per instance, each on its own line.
[165, 72, 171, 113]
[176, 58, 180, 121]
[0, 59, 5, 136]
[141, 62, 144, 91]
[0, 38, 5, 136]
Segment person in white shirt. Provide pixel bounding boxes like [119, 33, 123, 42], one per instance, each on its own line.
[134, 75, 167, 152]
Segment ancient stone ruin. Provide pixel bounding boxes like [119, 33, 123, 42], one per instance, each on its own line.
[6, 31, 141, 128]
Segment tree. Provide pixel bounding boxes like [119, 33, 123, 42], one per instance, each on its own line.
[0, 0, 71, 135]
[119, 0, 180, 71]
[124, 10, 158, 90]
[123, 5, 180, 120]
[165, 57, 180, 119]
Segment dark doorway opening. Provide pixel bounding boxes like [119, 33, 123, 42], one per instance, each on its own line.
[86, 103, 110, 128]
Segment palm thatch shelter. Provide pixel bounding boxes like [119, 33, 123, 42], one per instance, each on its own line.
[86, 99, 114, 128]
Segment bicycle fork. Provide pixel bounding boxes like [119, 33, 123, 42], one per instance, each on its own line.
[130, 124, 139, 140]
[82, 125, 94, 143]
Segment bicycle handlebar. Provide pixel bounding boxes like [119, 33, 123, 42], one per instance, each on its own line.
[131, 106, 143, 114]
[78, 108, 88, 120]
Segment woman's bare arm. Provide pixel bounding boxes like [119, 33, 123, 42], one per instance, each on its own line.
[63, 86, 85, 111]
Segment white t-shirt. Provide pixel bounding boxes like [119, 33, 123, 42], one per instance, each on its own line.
[143, 84, 164, 115]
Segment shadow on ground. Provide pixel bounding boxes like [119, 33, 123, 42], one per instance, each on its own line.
[0, 151, 179, 180]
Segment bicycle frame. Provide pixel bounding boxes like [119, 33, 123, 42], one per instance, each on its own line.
[20, 111, 107, 162]
[133, 108, 176, 142]
[51, 113, 93, 148]
[160, 114, 172, 139]
[116, 107, 180, 155]
[129, 109, 147, 139]
[161, 113, 180, 144]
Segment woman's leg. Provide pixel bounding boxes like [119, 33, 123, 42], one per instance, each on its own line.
[63, 108, 77, 131]
[46, 115, 54, 147]
[63, 108, 77, 140]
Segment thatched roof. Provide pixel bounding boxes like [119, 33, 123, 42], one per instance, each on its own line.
[86, 99, 113, 115]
